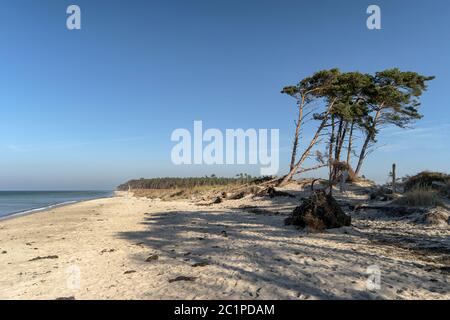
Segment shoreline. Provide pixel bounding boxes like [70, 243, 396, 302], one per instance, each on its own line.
[0, 192, 116, 222]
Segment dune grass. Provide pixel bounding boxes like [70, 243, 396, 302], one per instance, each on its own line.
[404, 171, 449, 191]
[394, 187, 444, 207]
[131, 184, 241, 201]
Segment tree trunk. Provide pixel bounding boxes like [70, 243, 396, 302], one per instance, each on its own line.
[278, 98, 337, 186]
[355, 135, 370, 176]
[334, 119, 343, 160]
[328, 115, 335, 194]
[279, 117, 327, 185]
[336, 120, 348, 163]
[289, 95, 305, 171]
[346, 120, 354, 165]
[297, 164, 328, 174]
[355, 110, 381, 176]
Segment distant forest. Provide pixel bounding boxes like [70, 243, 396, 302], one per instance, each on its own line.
[117, 175, 271, 190]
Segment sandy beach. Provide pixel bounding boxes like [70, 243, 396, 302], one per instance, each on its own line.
[0, 187, 449, 300]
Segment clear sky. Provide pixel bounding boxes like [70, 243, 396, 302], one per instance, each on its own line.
[0, 0, 449, 190]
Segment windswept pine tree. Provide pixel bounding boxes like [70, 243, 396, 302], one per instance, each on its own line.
[279, 69, 341, 185]
[354, 69, 435, 175]
[279, 68, 434, 185]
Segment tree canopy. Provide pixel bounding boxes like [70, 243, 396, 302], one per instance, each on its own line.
[279, 68, 434, 185]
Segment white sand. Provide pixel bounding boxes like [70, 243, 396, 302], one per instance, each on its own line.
[0, 189, 448, 300]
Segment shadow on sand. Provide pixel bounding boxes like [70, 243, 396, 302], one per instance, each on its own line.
[116, 195, 449, 299]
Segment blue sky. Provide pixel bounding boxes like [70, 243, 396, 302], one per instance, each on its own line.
[0, 0, 449, 190]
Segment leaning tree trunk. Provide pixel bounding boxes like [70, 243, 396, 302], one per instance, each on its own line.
[278, 99, 336, 187]
[334, 119, 343, 161]
[355, 110, 381, 176]
[289, 95, 305, 171]
[354, 134, 370, 176]
[328, 115, 336, 193]
[346, 120, 354, 164]
[279, 118, 327, 186]
[336, 120, 348, 163]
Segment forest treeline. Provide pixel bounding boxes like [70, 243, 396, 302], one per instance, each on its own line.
[117, 175, 271, 190]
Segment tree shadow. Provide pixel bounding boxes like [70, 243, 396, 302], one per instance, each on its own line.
[116, 199, 449, 299]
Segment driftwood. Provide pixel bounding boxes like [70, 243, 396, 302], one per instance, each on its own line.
[240, 206, 281, 215]
[225, 185, 295, 200]
[265, 187, 295, 198]
[352, 205, 427, 216]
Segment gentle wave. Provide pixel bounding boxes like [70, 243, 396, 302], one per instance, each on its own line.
[0, 191, 113, 220]
[0, 200, 79, 220]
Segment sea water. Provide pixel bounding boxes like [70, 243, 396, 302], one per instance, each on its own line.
[0, 191, 113, 219]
